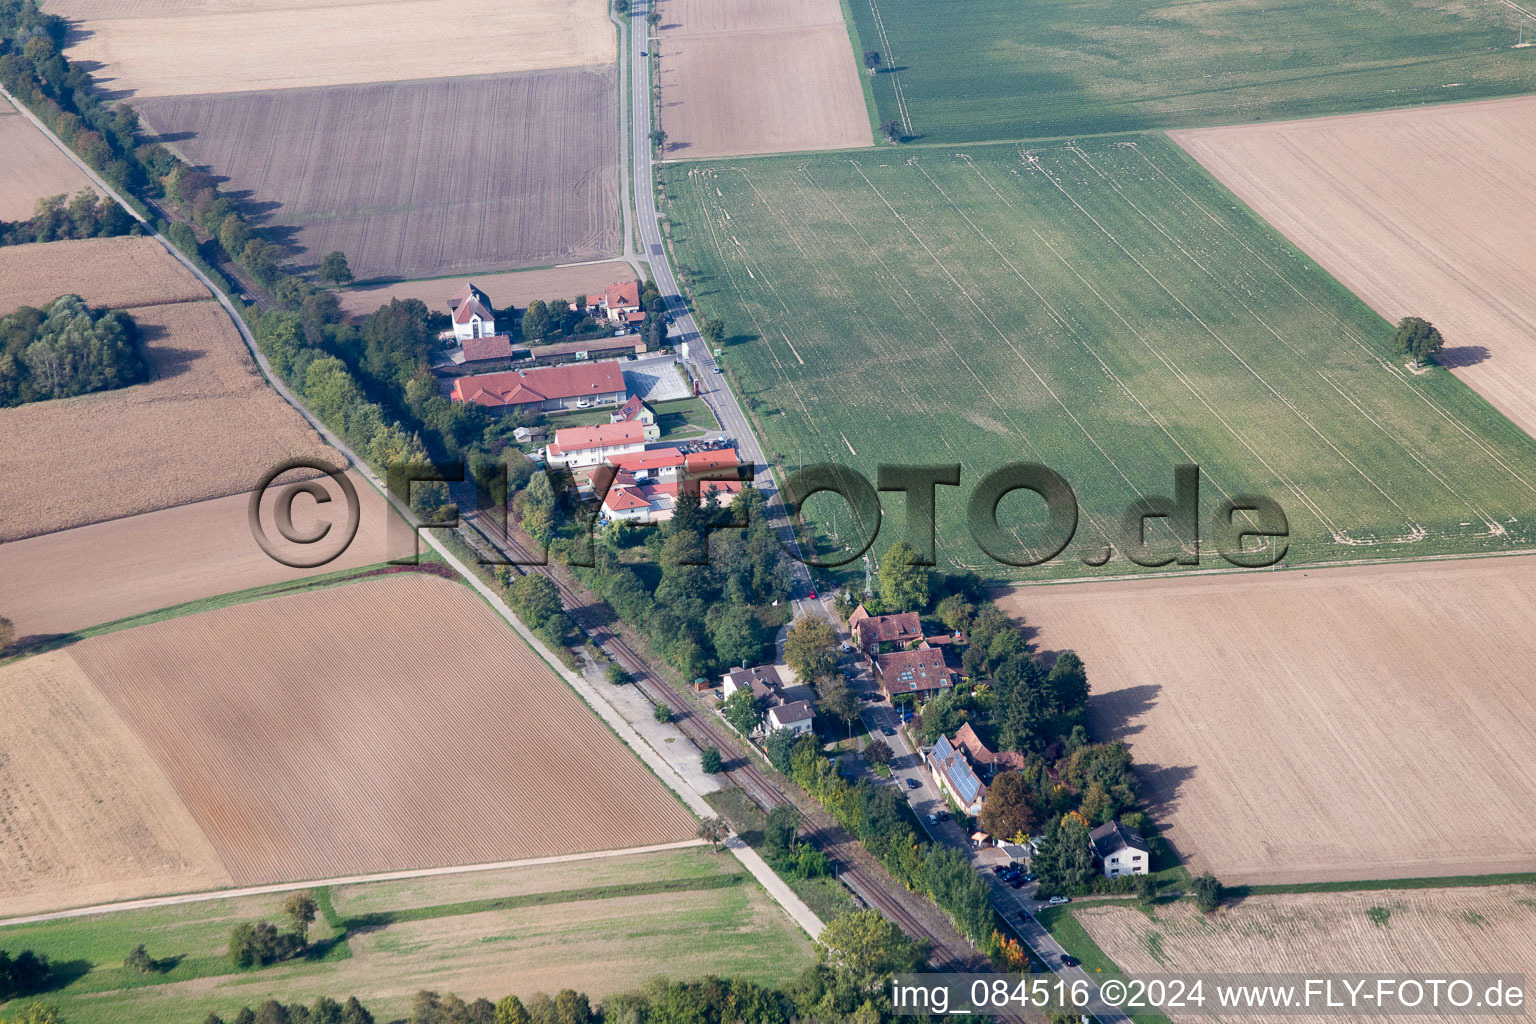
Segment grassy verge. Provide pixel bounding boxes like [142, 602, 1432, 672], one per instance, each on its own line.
[707, 788, 859, 924]
[1231, 871, 1536, 898]
[1035, 904, 1173, 1024]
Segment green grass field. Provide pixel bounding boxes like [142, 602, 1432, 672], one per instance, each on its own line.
[0, 848, 814, 1022]
[661, 139, 1536, 581]
[849, 0, 1536, 141]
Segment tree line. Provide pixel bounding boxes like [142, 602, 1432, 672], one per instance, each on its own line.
[0, 294, 143, 406]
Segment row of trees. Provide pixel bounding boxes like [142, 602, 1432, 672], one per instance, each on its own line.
[226, 892, 318, 969]
[0, 190, 138, 246]
[0, 293, 143, 406]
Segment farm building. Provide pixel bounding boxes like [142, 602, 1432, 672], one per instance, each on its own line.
[1090, 821, 1150, 878]
[590, 281, 644, 324]
[448, 282, 497, 342]
[449, 360, 627, 412]
[849, 605, 923, 654]
[458, 333, 515, 367]
[874, 644, 955, 699]
[524, 335, 648, 365]
[545, 423, 649, 469]
[766, 700, 815, 737]
[927, 733, 987, 816]
[611, 395, 660, 440]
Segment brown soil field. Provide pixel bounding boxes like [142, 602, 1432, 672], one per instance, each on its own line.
[0, 300, 335, 540]
[0, 650, 232, 918]
[1172, 96, 1536, 439]
[0, 114, 100, 221]
[68, 573, 698, 885]
[0, 235, 207, 312]
[1000, 555, 1536, 884]
[657, 0, 872, 158]
[1077, 888, 1536, 1023]
[56, 0, 613, 98]
[0, 472, 399, 639]
[336, 261, 639, 319]
[137, 68, 620, 282]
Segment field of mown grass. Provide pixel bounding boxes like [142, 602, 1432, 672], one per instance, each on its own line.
[0, 848, 813, 1022]
[660, 139, 1536, 580]
[849, 0, 1536, 142]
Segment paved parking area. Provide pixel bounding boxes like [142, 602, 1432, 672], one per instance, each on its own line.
[624, 355, 692, 402]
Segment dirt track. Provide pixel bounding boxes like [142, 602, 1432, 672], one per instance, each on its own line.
[1172, 96, 1536, 439]
[0, 472, 399, 638]
[1000, 555, 1536, 884]
[57, 0, 613, 97]
[138, 68, 620, 281]
[657, 0, 872, 158]
[0, 650, 232, 917]
[69, 573, 699, 885]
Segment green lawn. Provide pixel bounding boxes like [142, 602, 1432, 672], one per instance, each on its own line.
[0, 849, 814, 1022]
[543, 397, 718, 441]
[662, 140, 1536, 581]
[850, 0, 1536, 142]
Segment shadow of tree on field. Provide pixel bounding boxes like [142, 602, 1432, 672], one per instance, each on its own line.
[1438, 344, 1490, 368]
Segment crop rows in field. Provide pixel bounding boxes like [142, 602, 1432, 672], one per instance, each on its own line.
[848, 0, 1536, 142]
[661, 139, 1536, 579]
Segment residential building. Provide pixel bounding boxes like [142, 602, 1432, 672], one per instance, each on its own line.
[598, 474, 743, 525]
[1089, 821, 1150, 878]
[766, 700, 815, 737]
[874, 644, 955, 700]
[449, 360, 627, 412]
[545, 422, 648, 469]
[849, 605, 923, 654]
[458, 333, 515, 367]
[448, 282, 497, 342]
[951, 722, 1026, 778]
[722, 664, 783, 702]
[589, 281, 643, 324]
[607, 446, 686, 484]
[611, 395, 660, 440]
[684, 448, 740, 480]
[927, 733, 986, 816]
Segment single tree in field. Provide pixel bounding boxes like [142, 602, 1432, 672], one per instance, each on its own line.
[697, 815, 729, 851]
[700, 745, 723, 773]
[124, 944, 156, 974]
[863, 50, 882, 74]
[0, 615, 14, 653]
[650, 128, 667, 151]
[700, 315, 725, 348]
[783, 613, 839, 683]
[1395, 316, 1445, 368]
[317, 250, 352, 286]
[646, 8, 660, 27]
[880, 119, 903, 144]
[863, 737, 893, 766]
[283, 891, 318, 945]
[1190, 871, 1224, 913]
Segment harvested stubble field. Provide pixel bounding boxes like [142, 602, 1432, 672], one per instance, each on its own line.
[0, 848, 813, 1023]
[0, 111, 99, 221]
[849, 0, 1536, 142]
[0, 650, 232, 918]
[661, 141, 1536, 578]
[335, 261, 638, 319]
[56, 0, 613, 97]
[67, 573, 699, 886]
[0, 472, 398, 639]
[999, 554, 1536, 883]
[138, 68, 620, 281]
[0, 299, 334, 540]
[1173, 96, 1536, 440]
[1075, 888, 1536, 1023]
[656, 0, 872, 158]
[0, 235, 207, 311]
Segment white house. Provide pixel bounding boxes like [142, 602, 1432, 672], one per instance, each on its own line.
[448, 282, 497, 342]
[765, 700, 814, 736]
[589, 281, 643, 325]
[544, 422, 648, 469]
[1089, 821, 1150, 878]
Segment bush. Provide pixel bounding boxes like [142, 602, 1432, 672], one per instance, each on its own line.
[1191, 872, 1224, 913]
[653, 703, 673, 724]
[700, 746, 722, 773]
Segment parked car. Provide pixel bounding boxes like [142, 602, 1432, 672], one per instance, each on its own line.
[935, 811, 948, 821]
[926, 813, 938, 824]
[1023, 873, 1036, 882]
[904, 777, 920, 790]
[992, 865, 1008, 875]
[1060, 954, 1080, 967]
[881, 726, 896, 737]
[1049, 896, 1072, 905]
[1008, 877, 1024, 889]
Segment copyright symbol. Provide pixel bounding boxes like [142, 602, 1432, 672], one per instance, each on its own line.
[248, 459, 360, 568]
[1099, 979, 1127, 1006]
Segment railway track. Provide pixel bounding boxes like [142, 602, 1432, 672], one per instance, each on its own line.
[455, 511, 1005, 983]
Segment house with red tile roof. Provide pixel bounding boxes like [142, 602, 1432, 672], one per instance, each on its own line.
[950, 722, 1026, 777]
[545, 422, 648, 469]
[848, 605, 923, 655]
[588, 281, 643, 325]
[459, 333, 515, 366]
[448, 282, 497, 342]
[874, 643, 955, 700]
[448, 360, 627, 412]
